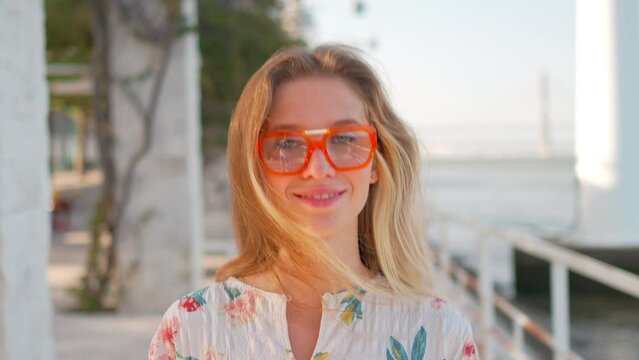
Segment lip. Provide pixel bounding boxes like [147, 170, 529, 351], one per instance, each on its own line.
[292, 188, 347, 208]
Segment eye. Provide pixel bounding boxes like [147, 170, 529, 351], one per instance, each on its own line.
[276, 138, 305, 149]
[330, 134, 357, 144]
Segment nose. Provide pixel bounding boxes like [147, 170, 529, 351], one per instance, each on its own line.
[302, 148, 336, 179]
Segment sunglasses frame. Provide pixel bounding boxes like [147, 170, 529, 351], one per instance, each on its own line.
[258, 124, 378, 176]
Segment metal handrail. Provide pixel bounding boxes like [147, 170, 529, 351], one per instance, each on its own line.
[431, 206, 639, 360]
[440, 257, 582, 360]
[434, 208, 639, 297]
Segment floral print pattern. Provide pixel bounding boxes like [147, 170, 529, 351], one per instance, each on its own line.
[338, 287, 366, 326]
[148, 278, 479, 359]
[430, 297, 445, 310]
[159, 316, 180, 358]
[386, 326, 427, 360]
[179, 287, 209, 312]
[313, 352, 331, 359]
[462, 340, 479, 359]
[202, 345, 226, 360]
[222, 284, 260, 323]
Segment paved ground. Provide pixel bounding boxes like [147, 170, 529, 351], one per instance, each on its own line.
[50, 229, 162, 360]
[49, 171, 161, 360]
[53, 312, 159, 360]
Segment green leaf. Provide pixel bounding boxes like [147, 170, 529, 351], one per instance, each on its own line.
[340, 294, 355, 305]
[410, 326, 427, 360]
[390, 336, 408, 360]
[313, 352, 330, 360]
[190, 287, 208, 306]
[223, 285, 241, 300]
[386, 349, 395, 360]
[354, 301, 363, 318]
[176, 351, 199, 360]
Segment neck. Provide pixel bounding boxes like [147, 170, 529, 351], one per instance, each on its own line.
[273, 225, 371, 309]
[322, 223, 370, 278]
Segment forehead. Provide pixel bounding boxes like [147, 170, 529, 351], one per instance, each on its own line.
[265, 76, 367, 130]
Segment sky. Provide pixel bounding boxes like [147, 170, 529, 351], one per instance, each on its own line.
[303, 0, 576, 156]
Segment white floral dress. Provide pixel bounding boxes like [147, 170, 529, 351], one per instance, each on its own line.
[148, 276, 479, 360]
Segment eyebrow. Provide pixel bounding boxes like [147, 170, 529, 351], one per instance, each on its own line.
[267, 118, 362, 131]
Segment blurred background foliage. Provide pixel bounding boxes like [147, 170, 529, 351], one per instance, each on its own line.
[198, 0, 304, 150]
[45, 0, 303, 151]
[45, 0, 93, 63]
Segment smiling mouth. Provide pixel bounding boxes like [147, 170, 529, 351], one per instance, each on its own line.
[295, 192, 344, 200]
[293, 190, 347, 207]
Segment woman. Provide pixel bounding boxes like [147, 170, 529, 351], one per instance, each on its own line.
[149, 45, 479, 360]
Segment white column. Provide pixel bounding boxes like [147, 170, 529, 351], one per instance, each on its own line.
[0, 1, 56, 359]
[111, 0, 204, 312]
[574, 0, 639, 247]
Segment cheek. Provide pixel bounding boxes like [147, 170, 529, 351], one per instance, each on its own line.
[267, 176, 290, 201]
[349, 172, 373, 207]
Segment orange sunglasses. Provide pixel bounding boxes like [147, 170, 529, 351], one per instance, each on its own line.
[258, 124, 377, 175]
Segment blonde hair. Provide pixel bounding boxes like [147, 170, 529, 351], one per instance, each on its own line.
[216, 44, 434, 298]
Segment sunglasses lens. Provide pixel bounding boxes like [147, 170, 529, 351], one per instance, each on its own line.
[326, 130, 374, 169]
[261, 135, 308, 173]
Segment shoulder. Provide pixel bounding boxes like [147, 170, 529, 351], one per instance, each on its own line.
[152, 285, 218, 340]
[149, 279, 263, 360]
[155, 277, 278, 327]
[415, 296, 479, 359]
[159, 278, 255, 319]
[368, 290, 472, 336]
[418, 295, 470, 329]
[366, 293, 479, 359]
[148, 285, 218, 360]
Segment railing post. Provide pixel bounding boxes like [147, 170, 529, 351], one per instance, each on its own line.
[513, 316, 524, 356]
[478, 234, 495, 359]
[440, 218, 451, 281]
[551, 262, 570, 360]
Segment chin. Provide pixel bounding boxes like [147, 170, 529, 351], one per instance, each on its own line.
[303, 218, 351, 239]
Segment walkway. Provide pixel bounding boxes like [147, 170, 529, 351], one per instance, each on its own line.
[49, 171, 161, 360]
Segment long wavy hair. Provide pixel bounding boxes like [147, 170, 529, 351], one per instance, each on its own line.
[215, 44, 434, 298]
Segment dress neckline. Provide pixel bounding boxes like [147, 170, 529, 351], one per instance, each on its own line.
[224, 274, 384, 301]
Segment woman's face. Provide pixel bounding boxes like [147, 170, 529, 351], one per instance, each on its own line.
[264, 75, 378, 238]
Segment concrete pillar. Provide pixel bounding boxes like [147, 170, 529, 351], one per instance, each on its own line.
[110, 0, 204, 312]
[0, 0, 56, 359]
[573, 0, 639, 247]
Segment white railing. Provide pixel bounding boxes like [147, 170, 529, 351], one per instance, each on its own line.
[431, 207, 639, 360]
